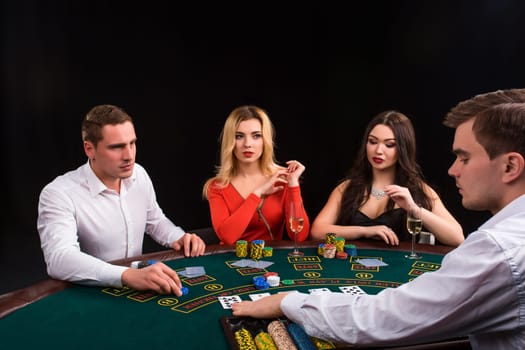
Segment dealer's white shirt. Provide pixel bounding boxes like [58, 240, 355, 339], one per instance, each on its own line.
[282, 195, 525, 350]
[37, 161, 185, 287]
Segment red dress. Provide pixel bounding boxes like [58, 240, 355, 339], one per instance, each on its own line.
[207, 183, 310, 245]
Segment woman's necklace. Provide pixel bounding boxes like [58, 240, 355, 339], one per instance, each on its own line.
[371, 188, 386, 200]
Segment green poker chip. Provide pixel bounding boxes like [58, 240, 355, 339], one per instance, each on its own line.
[281, 279, 295, 285]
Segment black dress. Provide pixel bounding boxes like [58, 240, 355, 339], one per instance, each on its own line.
[350, 208, 412, 241]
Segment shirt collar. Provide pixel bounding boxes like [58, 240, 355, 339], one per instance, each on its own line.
[81, 160, 136, 196]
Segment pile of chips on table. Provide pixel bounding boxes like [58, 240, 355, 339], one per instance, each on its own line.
[236, 239, 273, 259]
[253, 272, 280, 290]
[318, 233, 358, 260]
[233, 319, 336, 350]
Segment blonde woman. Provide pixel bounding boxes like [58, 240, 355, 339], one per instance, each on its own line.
[203, 105, 309, 245]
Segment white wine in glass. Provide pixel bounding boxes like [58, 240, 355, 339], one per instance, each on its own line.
[405, 205, 422, 259]
[288, 202, 304, 257]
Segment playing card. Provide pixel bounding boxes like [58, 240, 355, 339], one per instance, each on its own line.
[308, 288, 331, 294]
[249, 292, 271, 301]
[356, 258, 388, 267]
[178, 266, 206, 278]
[246, 260, 274, 269]
[218, 295, 242, 309]
[231, 259, 251, 267]
[339, 285, 366, 295]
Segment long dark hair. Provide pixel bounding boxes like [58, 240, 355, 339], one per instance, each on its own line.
[336, 111, 432, 225]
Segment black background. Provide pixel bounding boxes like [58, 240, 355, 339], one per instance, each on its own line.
[3, 1, 524, 293]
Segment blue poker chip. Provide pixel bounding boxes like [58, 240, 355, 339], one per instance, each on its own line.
[255, 281, 270, 290]
[180, 287, 189, 295]
[287, 323, 317, 350]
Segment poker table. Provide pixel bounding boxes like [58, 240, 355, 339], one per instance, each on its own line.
[0, 240, 471, 350]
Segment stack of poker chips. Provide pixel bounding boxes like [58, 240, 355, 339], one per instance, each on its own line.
[253, 273, 280, 289]
[286, 323, 317, 350]
[250, 239, 265, 260]
[317, 243, 325, 256]
[267, 321, 297, 350]
[344, 244, 358, 257]
[236, 240, 248, 258]
[325, 232, 336, 245]
[234, 328, 257, 350]
[263, 246, 273, 257]
[322, 244, 336, 259]
[264, 272, 280, 287]
[334, 237, 345, 252]
[253, 276, 270, 290]
[254, 331, 277, 350]
[310, 336, 336, 349]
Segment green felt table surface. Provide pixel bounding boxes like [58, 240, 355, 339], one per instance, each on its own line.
[0, 241, 457, 350]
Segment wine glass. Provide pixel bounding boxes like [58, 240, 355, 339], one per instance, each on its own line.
[405, 204, 422, 259]
[288, 201, 304, 257]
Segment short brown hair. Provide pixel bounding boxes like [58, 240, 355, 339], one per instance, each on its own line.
[82, 104, 133, 145]
[444, 89, 525, 159]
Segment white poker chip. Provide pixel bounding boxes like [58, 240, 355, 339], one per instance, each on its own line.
[266, 275, 280, 287]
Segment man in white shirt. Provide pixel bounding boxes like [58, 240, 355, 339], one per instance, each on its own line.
[232, 89, 525, 349]
[37, 104, 205, 296]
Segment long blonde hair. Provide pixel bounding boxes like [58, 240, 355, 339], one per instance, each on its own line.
[202, 105, 280, 199]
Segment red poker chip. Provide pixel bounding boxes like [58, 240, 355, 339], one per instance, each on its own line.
[264, 272, 278, 278]
[336, 252, 348, 259]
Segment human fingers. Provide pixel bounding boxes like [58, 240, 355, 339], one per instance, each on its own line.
[386, 228, 399, 245]
[173, 233, 195, 257]
[153, 262, 182, 296]
[231, 300, 252, 316]
[143, 263, 181, 295]
[188, 234, 206, 257]
[159, 263, 182, 289]
[232, 294, 286, 318]
[372, 226, 398, 245]
[286, 160, 304, 171]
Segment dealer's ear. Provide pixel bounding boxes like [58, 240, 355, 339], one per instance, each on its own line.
[502, 152, 525, 183]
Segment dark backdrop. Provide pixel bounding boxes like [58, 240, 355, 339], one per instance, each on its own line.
[3, 1, 524, 293]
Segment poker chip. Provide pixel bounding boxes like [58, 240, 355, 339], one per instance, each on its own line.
[336, 252, 348, 260]
[344, 244, 358, 257]
[264, 272, 278, 279]
[267, 321, 297, 350]
[323, 244, 336, 259]
[310, 336, 336, 349]
[266, 275, 280, 287]
[263, 247, 273, 257]
[254, 331, 277, 350]
[325, 233, 336, 245]
[287, 323, 317, 350]
[281, 279, 294, 285]
[180, 287, 189, 295]
[253, 276, 270, 289]
[254, 281, 270, 290]
[234, 328, 257, 350]
[253, 276, 266, 285]
[334, 237, 345, 252]
[317, 243, 325, 256]
[236, 240, 248, 258]
[250, 240, 265, 260]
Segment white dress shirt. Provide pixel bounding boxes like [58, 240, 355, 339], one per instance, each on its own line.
[281, 195, 525, 350]
[37, 161, 186, 287]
